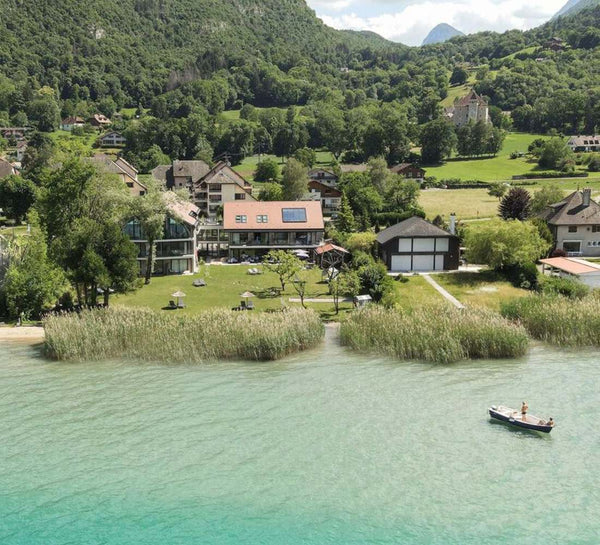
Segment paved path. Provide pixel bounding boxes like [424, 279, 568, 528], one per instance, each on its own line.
[288, 297, 353, 303]
[421, 274, 465, 309]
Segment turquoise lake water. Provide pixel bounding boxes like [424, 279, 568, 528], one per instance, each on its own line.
[0, 332, 599, 544]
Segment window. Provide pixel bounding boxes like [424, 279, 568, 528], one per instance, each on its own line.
[209, 184, 222, 192]
[568, 226, 578, 233]
[256, 215, 268, 223]
[126, 182, 134, 188]
[235, 215, 247, 223]
[235, 193, 246, 200]
[593, 225, 600, 233]
[282, 208, 307, 223]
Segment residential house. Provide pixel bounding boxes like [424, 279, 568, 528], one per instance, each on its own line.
[0, 158, 17, 178]
[307, 179, 342, 215]
[192, 161, 254, 218]
[389, 163, 426, 183]
[89, 114, 111, 128]
[125, 193, 201, 276]
[91, 154, 147, 197]
[222, 201, 324, 260]
[152, 160, 211, 192]
[377, 216, 460, 272]
[98, 131, 126, 147]
[538, 188, 600, 257]
[308, 168, 338, 184]
[0, 127, 30, 141]
[450, 89, 490, 127]
[545, 37, 566, 52]
[60, 116, 85, 131]
[567, 135, 600, 153]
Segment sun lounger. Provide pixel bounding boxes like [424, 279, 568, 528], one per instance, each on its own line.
[193, 279, 206, 287]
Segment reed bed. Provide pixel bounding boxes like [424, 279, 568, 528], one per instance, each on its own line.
[501, 294, 600, 347]
[340, 305, 529, 364]
[44, 306, 325, 363]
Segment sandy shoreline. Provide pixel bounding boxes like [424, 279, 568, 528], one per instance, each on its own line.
[0, 326, 45, 343]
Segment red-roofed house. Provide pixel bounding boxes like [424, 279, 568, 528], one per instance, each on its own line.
[89, 114, 112, 128]
[389, 163, 426, 182]
[223, 201, 324, 260]
[60, 116, 86, 131]
[308, 180, 342, 215]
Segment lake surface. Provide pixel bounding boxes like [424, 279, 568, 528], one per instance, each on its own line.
[1, 332, 599, 544]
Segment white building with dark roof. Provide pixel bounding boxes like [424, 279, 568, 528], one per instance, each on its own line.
[567, 135, 600, 153]
[377, 216, 460, 272]
[539, 188, 600, 257]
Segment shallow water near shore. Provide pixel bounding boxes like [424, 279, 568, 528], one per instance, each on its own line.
[0, 332, 599, 544]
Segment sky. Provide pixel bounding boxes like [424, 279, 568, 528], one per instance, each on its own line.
[306, 0, 568, 46]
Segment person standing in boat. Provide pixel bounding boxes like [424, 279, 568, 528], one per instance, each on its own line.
[521, 401, 528, 421]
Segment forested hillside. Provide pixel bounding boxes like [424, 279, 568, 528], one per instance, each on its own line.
[0, 0, 394, 107]
[1, 1, 600, 172]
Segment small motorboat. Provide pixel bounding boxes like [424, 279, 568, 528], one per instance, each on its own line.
[489, 405, 554, 433]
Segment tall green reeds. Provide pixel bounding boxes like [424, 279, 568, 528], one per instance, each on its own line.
[44, 306, 324, 363]
[340, 305, 529, 364]
[501, 293, 600, 346]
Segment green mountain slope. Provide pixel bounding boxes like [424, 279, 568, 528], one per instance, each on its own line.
[0, 0, 392, 105]
[553, 0, 600, 18]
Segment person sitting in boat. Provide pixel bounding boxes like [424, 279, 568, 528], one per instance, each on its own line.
[548, 418, 555, 427]
[521, 401, 528, 420]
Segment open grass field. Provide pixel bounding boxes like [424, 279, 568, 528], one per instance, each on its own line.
[433, 271, 528, 311]
[419, 188, 501, 220]
[424, 132, 548, 182]
[420, 178, 600, 221]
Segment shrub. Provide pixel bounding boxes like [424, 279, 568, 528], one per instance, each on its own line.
[501, 294, 600, 346]
[538, 276, 589, 299]
[340, 305, 529, 364]
[502, 262, 539, 290]
[588, 155, 600, 172]
[44, 306, 325, 362]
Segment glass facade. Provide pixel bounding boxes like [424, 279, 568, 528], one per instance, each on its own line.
[229, 231, 323, 246]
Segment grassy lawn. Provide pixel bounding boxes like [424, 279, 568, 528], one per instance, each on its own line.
[115, 264, 355, 320]
[391, 274, 448, 309]
[424, 132, 547, 182]
[433, 271, 528, 311]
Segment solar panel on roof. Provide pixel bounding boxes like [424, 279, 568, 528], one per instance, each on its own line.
[282, 208, 307, 222]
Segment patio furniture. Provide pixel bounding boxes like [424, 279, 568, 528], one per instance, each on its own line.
[193, 279, 206, 287]
[171, 290, 186, 309]
[246, 300, 255, 310]
[168, 300, 177, 309]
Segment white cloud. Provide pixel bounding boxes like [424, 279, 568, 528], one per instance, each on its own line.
[311, 0, 566, 46]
